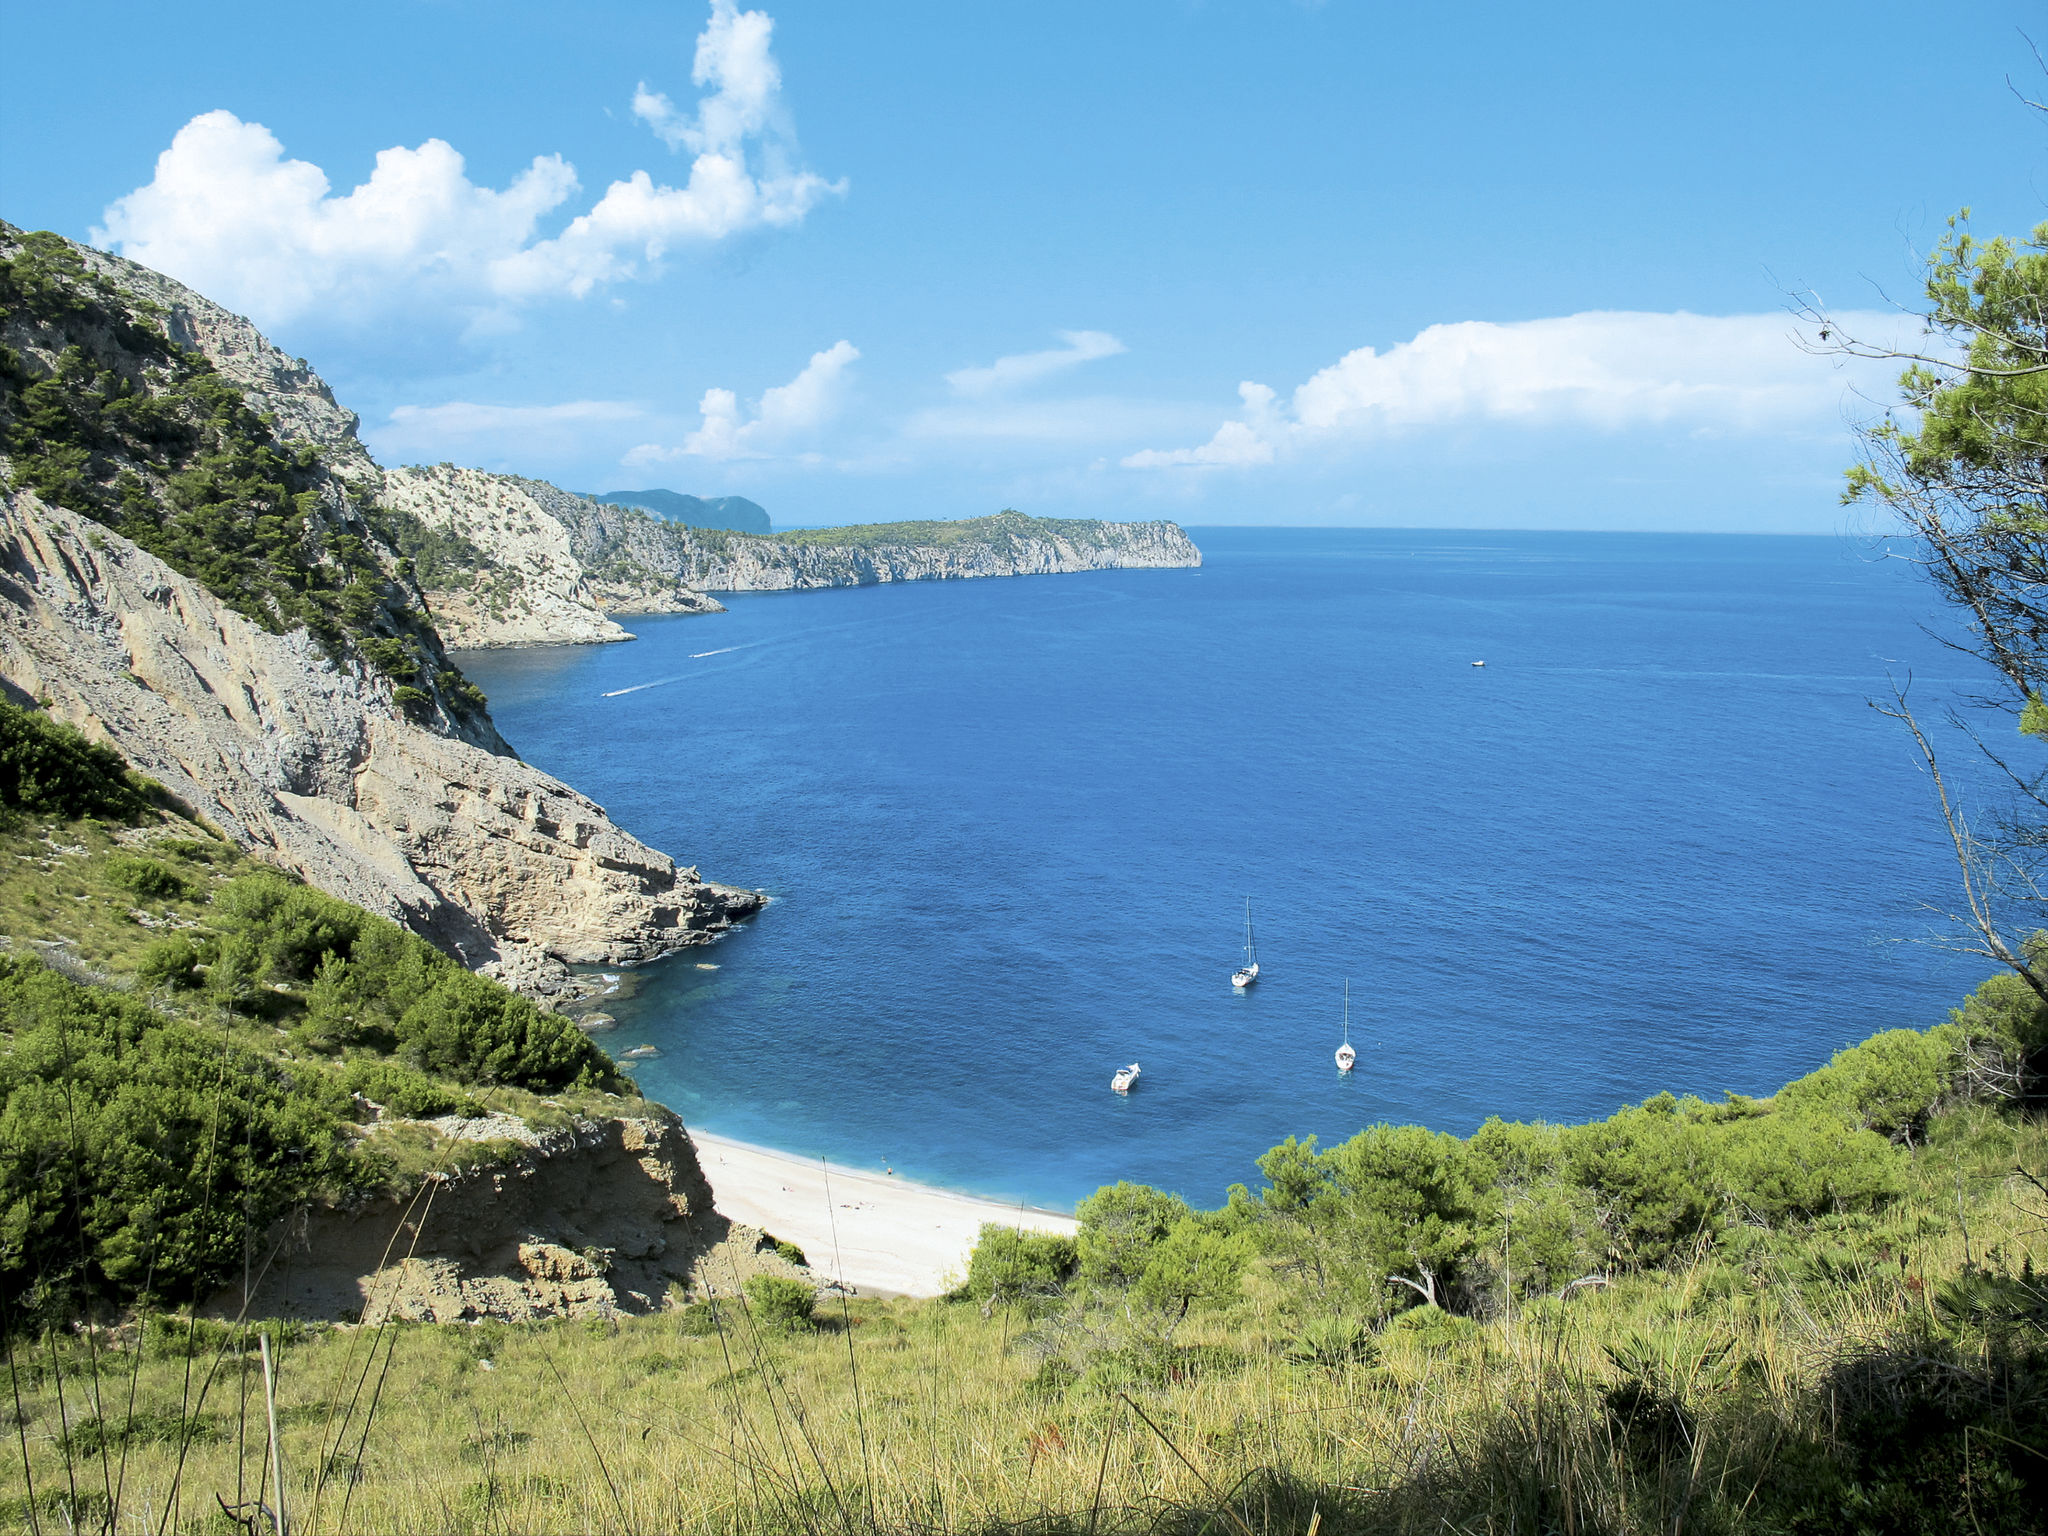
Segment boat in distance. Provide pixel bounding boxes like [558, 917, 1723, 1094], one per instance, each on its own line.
[1336, 979, 1356, 1072]
[1232, 896, 1260, 988]
[1111, 1063, 1141, 1094]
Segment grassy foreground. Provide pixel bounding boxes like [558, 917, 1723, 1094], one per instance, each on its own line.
[6, 1077, 2044, 1534]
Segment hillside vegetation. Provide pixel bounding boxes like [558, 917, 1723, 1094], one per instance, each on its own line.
[0, 701, 633, 1337]
[769, 509, 1163, 552]
[0, 226, 490, 732]
[4, 709, 2041, 1534]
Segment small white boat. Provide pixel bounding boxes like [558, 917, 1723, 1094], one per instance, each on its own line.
[1472, 660, 1486, 668]
[1111, 1062, 1141, 1095]
[1335, 979, 1356, 1073]
[1231, 897, 1260, 988]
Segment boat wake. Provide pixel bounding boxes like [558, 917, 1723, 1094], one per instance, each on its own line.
[601, 646, 752, 697]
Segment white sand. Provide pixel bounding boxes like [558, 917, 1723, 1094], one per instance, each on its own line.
[689, 1131, 1077, 1298]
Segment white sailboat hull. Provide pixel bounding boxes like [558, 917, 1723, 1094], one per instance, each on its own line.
[1111, 1063, 1141, 1095]
[1232, 962, 1259, 989]
[1335, 1044, 1356, 1072]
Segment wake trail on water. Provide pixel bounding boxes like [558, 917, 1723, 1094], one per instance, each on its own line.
[600, 645, 750, 697]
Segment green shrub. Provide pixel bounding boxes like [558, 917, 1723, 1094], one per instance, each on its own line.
[103, 853, 188, 901]
[1283, 1315, 1376, 1370]
[0, 701, 155, 826]
[1778, 1027, 1959, 1136]
[964, 1226, 1076, 1306]
[338, 1058, 484, 1119]
[135, 934, 205, 990]
[0, 954, 355, 1324]
[1074, 1181, 1191, 1287]
[743, 1274, 817, 1334]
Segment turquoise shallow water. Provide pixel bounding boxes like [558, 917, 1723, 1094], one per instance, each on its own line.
[458, 528, 1984, 1210]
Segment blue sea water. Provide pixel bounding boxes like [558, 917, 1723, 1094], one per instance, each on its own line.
[458, 528, 1986, 1211]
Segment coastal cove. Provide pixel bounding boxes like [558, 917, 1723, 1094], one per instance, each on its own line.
[459, 527, 1989, 1212]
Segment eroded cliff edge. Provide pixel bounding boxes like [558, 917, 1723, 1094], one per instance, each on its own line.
[220, 1103, 806, 1323]
[0, 224, 761, 987]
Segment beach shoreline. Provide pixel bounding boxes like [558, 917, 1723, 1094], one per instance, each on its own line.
[688, 1129, 1077, 1298]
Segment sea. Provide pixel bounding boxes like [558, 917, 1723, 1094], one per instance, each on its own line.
[457, 527, 1989, 1211]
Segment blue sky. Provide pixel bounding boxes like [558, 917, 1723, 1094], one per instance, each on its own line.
[3, 0, 2043, 529]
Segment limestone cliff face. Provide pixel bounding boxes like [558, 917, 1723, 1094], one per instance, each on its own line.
[67, 239, 381, 487]
[410, 474, 1204, 643]
[672, 514, 1204, 591]
[381, 465, 642, 649]
[0, 225, 762, 981]
[0, 492, 760, 977]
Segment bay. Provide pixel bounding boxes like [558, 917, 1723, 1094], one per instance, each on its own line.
[458, 528, 1985, 1210]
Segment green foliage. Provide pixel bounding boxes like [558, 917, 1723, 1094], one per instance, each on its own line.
[364, 505, 494, 590]
[773, 1238, 808, 1267]
[0, 701, 157, 826]
[963, 1225, 1076, 1307]
[337, 1058, 484, 1119]
[1778, 1027, 1958, 1136]
[1282, 1314, 1376, 1370]
[0, 952, 354, 1324]
[742, 1274, 817, 1334]
[770, 509, 1142, 553]
[1132, 1217, 1252, 1316]
[102, 853, 189, 901]
[1074, 1181, 1191, 1288]
[0, 230, 488, 728]
[207, 871, 618, 1091]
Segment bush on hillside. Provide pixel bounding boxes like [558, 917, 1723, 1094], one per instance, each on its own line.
[0, 953, 354, 1324]
[743, 1274, 817, 1334]
[207, 871, 619, 1092]
[0, 701, 157, 827]
[1073, 1181, 1191, 1288]
[964, 1226, 1076, 1308]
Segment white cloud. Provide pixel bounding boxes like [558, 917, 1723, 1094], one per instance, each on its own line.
[1124, 310, 1899, 470]
[93, 2, 840, 335]
[633, 1, 781, 155]
[627, 340, 860, 463]
[945, 330, 1127, 399]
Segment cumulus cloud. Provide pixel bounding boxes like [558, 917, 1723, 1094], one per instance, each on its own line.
[1123, 310, 1897, 470]
[627, 340, 860, 463]
[945, 330, 1127, 399]
[93, 2, 840, 336]
[633, 0, 781, 155]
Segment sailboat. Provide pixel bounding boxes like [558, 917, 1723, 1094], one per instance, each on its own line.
[1335, 979, 1356, 1073]
[1231, 898, 1260, 989]
[1111, 1062, 1141, 1095]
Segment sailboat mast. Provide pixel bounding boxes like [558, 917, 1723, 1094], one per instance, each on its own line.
[1342, 979, 1350, 1045]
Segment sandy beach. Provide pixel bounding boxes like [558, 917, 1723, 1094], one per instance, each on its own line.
[689, 1131, 1077, 1297]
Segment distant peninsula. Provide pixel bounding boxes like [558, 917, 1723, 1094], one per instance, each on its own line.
[587, 489, 773, 535]
[381, 463, 1202, 649]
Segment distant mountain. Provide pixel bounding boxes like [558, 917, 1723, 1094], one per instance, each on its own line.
[592, 489, 772, 535]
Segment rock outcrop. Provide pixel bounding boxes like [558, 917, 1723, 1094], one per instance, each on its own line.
[0, 223, 762, 983]
[0, 494, 760, 975]
[381, 466, 725, 650]
[215, 1106, 807, 1323]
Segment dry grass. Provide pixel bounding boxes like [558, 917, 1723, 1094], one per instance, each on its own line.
[8, 1126, 2042, 1536]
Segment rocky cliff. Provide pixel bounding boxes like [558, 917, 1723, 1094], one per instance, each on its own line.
[670, 511, 1204, 591]
[381, 465, 725, 649]
[0, 224, 760, 986]
[404, 476, 1203, 647]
